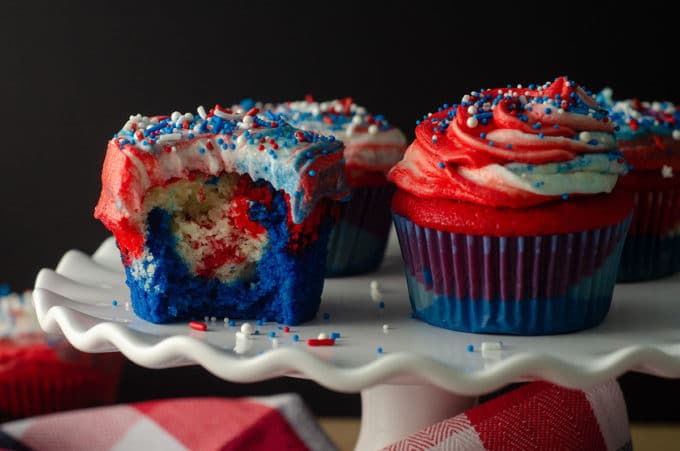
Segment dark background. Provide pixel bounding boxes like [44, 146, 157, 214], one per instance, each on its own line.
[2, 1, 678, 420]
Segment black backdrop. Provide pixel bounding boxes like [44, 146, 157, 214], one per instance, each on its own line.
[2, 1, 679, 419]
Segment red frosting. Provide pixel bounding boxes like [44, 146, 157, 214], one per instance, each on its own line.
[392, 188, 633, 237]
[388, 77, 618, 209]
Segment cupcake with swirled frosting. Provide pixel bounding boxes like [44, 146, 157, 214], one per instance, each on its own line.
[598, 89, 680, 281]
[388, 77, 633, 335]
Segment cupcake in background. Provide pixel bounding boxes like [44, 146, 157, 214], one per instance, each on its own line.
[389, 77, 632, 335]
[598, 89, 680, 281]
[0, 286, 123, 421]
[269, 97, 407, 276]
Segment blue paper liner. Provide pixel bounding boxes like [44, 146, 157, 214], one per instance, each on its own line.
[326, 185, 394, 276]
[393, 212, 632, 335]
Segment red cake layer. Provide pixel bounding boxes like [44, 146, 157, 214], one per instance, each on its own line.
[392, 188, 633, 237]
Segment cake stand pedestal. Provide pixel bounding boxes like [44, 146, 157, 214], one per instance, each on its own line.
[33, 233, 680, 450]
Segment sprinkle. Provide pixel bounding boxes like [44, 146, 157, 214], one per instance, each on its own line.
[241, 322, 254, 335]
[309, 170, 316, 177]
[272, 338, 280, 349]
[673, 130, 680, 141]
[466, 117, 479, 128]
[228, 320, 236, 327]
[376, 347, 383, 354]
[382, 324, 390, 332]
[329, 332, 341, 339]
[538, 132, 544, 139]
[190, 321, 207, 331]
[466, 344, 474, 352]
[111, 300, 118, 307]
[481, 341, 502, 352]
[578, 131, 592, 142]
[253, 330, 260, 335]
[506, 144, 512, 149]
[318, 332, 328, 340]
[438, 162, 445, 169]
[662, 165, 674, 178]
[224, 317, 230, 323]
[323, 312, 330, 320]
[379, 301, 385, 309]
[197, 105, 207, 119]
[283, 326, 291, 333]
[307, 338, 335, 347]
[561, 193, 569, 200]
[269, 331, 276, 338]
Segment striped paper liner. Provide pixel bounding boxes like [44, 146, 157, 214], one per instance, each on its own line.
[326, 185, 395, 276]
[393, 213, 632, 335]
[618, 188, 680, 281]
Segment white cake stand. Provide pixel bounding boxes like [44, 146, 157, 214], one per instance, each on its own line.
[33, 231, 680, 450]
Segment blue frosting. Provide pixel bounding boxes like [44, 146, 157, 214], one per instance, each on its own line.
[124, 180, 333, 324]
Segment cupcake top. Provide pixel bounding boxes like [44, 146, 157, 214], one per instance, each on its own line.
[95, 105, 349, 259]
[388, 77, 627, 208]
[597, 88, 680, 173]
[236, 98, 407, 186]
[0, 289, 38, 339]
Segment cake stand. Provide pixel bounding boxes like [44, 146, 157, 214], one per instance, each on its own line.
[33, 231, 680, 450]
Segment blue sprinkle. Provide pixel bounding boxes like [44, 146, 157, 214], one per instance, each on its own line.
[587, 139, 598, 145]
[376, 347, 383, 354]
[292, 335, 299, 342]
[379, 301, 385, 309]
[553, 124, 559, 129]
[269, 331, 276, 338]
[228, 320, 236, 327]
[466, 344, 474, 352]
[323, 312, 330, 320]
[506, 144, 512, 149]
[488, 141, 494, 147]
[198, 147, 206, 154]
[438, 161, 445, 169]
[111, 300, 118, 307]
[532, 122, 542, 129]
[538, 132, 544, 139]
[480, 132, 487, 139]
[217, 138, 224, 145]
[256, 320, 263, 326]
[545, 108, 552, 114]
[254, 330, 260, 335]
[330, 332, 341, 339]
[309, 170, 316, 177]
[188, 133, 194, 139]
[561, 193, 569, 200]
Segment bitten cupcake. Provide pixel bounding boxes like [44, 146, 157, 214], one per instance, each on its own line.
[598, 89, 680, 281]
[95, 105, 348, 325]
[389, 77, 632, 335]
[272, 98, 407, 276]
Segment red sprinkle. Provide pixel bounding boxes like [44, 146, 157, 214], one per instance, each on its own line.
[206, 141, 214, 151]
[283, 326, 290, 333]
[307, 338, 335, 347]
[258, 144, 265, 151]
[190, 321, 207, 331]
[295, 131, 306, 142]
[246, 107, 260, 117]
[305, 94, 314, 103]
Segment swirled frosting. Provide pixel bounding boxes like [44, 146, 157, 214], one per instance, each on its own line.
[388, 77, 627, 208]
[597, 88, 680, 173]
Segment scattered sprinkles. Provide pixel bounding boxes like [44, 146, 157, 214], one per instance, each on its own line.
[111, 300, 118, 307]
[189, 321, 207, 332]
[466, 344, 474, 353]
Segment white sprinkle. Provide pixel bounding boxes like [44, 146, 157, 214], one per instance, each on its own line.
[481, 341, 503, 358]
[224, 317, 230, 323]
[558, 108, 565, 114]
[462, 94, 471, 103]
[370, 280, 381, 291]
[382, 324, 390, 332]
[241, 322, 254, 335]
[516, 84, 523, 89]
[368, 124, 379, 135]
[356, 106, 366, 115]
[662, 165, 674, 178]
[652, 101, 663, 112]
[171, 111, 181, 121]
[125, 302, 131, 311]
[467, 105, 477, 115]
[579, 131, 592, 143]
[157, 133, 181, 143]
[204, 316, 210, 322]
[673, 130, 680, 141]
[352, 115, 363, 125]
[210, 316, 216, 323]
[466, 117, 479, 128]
[346, 124, 355, 137]
[241, 115, 254, 128]
[197, 105, 207, 119]
[370, 288, 383, 303]
[183, 112, 194, 122]
[318, 333, 328, 340]
[272, 338, 280, 349]
[236, 134, 247, 146]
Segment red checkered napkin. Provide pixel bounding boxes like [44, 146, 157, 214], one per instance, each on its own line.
[383, 380, 632, 451]
[0, 394, 336, 451]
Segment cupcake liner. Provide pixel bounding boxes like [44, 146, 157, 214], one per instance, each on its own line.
[0, 348, 122, 421]
[393, 213, 632, 335]
[326, 185, 395, 276]
[618, 188, 680, 281]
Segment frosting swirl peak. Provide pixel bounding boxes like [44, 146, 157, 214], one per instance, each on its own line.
[389, 77, 627, 208]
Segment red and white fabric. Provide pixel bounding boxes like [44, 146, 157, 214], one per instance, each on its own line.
[383, 380, 632, 451]
[0, 394, 336, 451]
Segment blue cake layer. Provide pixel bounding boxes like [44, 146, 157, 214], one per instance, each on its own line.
[618, 234, 680, 282]
[124, 184, 332, 325]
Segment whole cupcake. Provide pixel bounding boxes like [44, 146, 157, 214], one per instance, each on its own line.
[1, 289, 122, 421]
[95, 105, 348, 325]
[273, 98, 407, 276]
[598, 89, 680, 281]
[388, 77, 632, 335]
